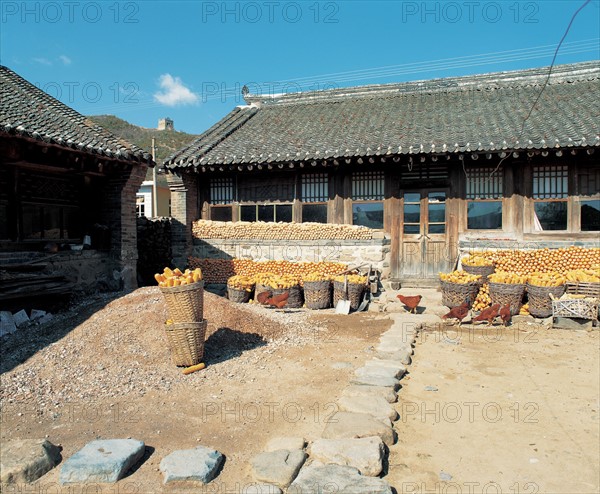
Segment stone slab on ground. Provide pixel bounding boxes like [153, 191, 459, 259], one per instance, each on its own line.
[354, 365, 401, 380]
[365, 359, 407, 378]
[250, 449, 307, 489]
[350, 374, 400, 390]
[375, 339, 413, 354]
[309, 437, 385, 477]
[12, 310, 29, 327]
[59, 439, 145, 484]
[375, 348, 412, 364]
[1, 439, 62, 484]
[342, 384, 397, 403]
[553, 317, 594, 330]
[159, 446, 224, 484]
[338, 394, 398, 422]
[265, 437, 305, 452]
[287, 463, 392, 493]
[322, 412, 396, 446]
[0, 311, 17, 337]
[245, 484, 283, 494]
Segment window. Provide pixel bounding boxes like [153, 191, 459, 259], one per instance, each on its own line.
[240, 204, 292, 222]
[22, 203, 80, 240]
[210, 177, 234, 204]
[466, 167, 503, 230]
[136, 196, 146, 217]
[210, 206, 232, 221]
[301, 173, 328, 223]
[533, 165, 568, 231]
[579, 166, 600, 231]
[352, 171, 384, 229]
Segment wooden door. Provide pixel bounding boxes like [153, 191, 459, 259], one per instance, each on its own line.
[399, 189, 451, 280]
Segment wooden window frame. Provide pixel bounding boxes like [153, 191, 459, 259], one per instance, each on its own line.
[300, 173, 329, 223]
[238, 203, 294, 223]
[528, 164, 569, 233]
[351, 171, 385, 230]
[464, 166, 504, 231]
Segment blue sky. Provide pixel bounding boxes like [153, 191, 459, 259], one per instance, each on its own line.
[1, 1, 599, 135]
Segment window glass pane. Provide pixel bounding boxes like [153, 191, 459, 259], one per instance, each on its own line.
[63, 208, 80, 239]
[353, 202, 384, 229]
[581, 200, 600, 231]
[428, 203, 445, 223]
[467, 201, 502, 229]
[240, 205, 256, 222]
[404, 193, 420, 203]
[276, 205, 293, 222]
[404, 204, 420, 223]
[429, 224, 446, 234]
[429, 191, 446, 202]
[22, 205, 42, 239]
[534, 202, 567, 230]
[404, 224, 420, 234]
[0, 202, 8, 239]
[211, 206, 232, 222]
[301, 174, 328, 202]
[352, 172, 384, 200]
[258, 205, 274, 222]
[302, 204, 328, 223]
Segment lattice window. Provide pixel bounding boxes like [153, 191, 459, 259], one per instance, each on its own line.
[301, 173, 328, 202]
[352, 172, 384, 201]
[466, 167, 503, 199]
[210, 177, 234, 204]
[401, 162, 449, 182]
[533, 165, 568, 199]
[579, 167, 600, 197]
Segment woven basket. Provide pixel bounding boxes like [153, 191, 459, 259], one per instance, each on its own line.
[463, 264, 495, 282]
[164, 321, 207, 367]
[303, 280, 332, 310]
[227, 286, 253, 303]
[566, 282, 600, 298]
[272, 285, 303, 309]
[440, 280, 480, 308]
[160, 281, 204, 323]
[552, 298, 599, 321]
[333, 280, 365, 311]
[526, 284, 566, 318]
[489, 282, 526, 316]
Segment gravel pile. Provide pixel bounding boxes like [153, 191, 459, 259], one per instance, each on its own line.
[0, 287, 328, 412]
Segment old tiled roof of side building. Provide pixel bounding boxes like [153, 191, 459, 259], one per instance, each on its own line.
[165, 61, 600, 170]
[0, 66, 153, 164]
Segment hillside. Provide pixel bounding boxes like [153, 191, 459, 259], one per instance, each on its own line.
[88, 115, 199, 164]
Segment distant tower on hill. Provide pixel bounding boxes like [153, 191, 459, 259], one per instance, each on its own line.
[158, 118, 174, 131]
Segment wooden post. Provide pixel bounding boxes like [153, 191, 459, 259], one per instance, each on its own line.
[390, 215, 400, 279]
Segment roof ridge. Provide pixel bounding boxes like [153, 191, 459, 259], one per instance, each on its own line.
[244, 60, 600, 107]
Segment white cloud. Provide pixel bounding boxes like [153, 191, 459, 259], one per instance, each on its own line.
[33, 57, 52, 66]
[153, 74, 199, 106]
[59, 55, 72, 65]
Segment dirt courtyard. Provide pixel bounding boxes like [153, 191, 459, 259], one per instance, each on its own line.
[1, 288, 599, 493]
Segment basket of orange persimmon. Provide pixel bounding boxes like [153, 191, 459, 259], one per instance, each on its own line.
[155, 267, 205, 366]
[439, 271, 482, 308]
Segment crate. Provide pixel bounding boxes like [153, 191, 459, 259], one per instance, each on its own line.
[566, 282, 600, 298]
[552, 298, 599, 321]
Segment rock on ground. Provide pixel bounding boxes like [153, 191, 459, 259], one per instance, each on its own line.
[250, 449, 307, 488]
[350, 373, 400, 389]
[265, 437, 305, 452]
[342, 384, 397, 403]
[244, 484, 283, 494]
[375, 348, 412, 364]
[309, 437, 385, 476]
[287, 463, 392, 493]
[364, 359, 407, 378]
[338, 394, 398, 422]
[1, 439, 62, 484]
[321, 412, 396, 446]
[159, 446, 224, 484]
[59, 439, 145, 484]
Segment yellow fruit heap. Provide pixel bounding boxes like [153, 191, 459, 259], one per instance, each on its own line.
[488, 272, 527, 284]
[519, 303, 530, 315]
[155, 267, 202, 287]
[466, 247, 600, 275]
[265, 274, 300, 290]
[227, 275, 255, 291]
[528, 272, 566, 287]
[462, 255, 493, 267]
[439, 270, 481, 284]
[566, 269, 600, 283]
[332, 274, 367, 285]
[303, 272, 330, 282]
[473, 283, 491, 311]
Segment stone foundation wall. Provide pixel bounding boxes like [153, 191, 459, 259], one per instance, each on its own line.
[191, 237, 392, 278]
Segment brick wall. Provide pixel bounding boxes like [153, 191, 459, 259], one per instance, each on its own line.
[167, 171, 199, 267]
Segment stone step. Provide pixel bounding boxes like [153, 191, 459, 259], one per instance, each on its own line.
[288, 463, 392, 493]
[338, 394, 398, 422]
[322, 412, 396, 446]
[309, 437, 385, 477]
[159, 446, 223, 484]
[342, 384, 397, 404]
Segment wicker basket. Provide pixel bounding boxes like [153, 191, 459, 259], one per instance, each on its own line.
[489, 282, 526, 316]
[164, 321, 207, 367]
[463, 264, 495, 283]
[303, 280, 332, 310]
[552, 298, 599, 321]
[526, 284, 566, 318]
[440, 280, 480, 308]
[272, 285, 303, 309]
[160, 281, 204, 323]
[227, 286, 253, 303]
[566, 282, 600, 298]
[333, 280, 365, 311]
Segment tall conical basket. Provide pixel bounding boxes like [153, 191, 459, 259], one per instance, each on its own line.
[159, 281, 204, 322]
[164, 321, 207, 367]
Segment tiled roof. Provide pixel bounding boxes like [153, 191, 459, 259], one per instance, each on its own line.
[165, 61, 600, 170]
[0, 66, 152, 164]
